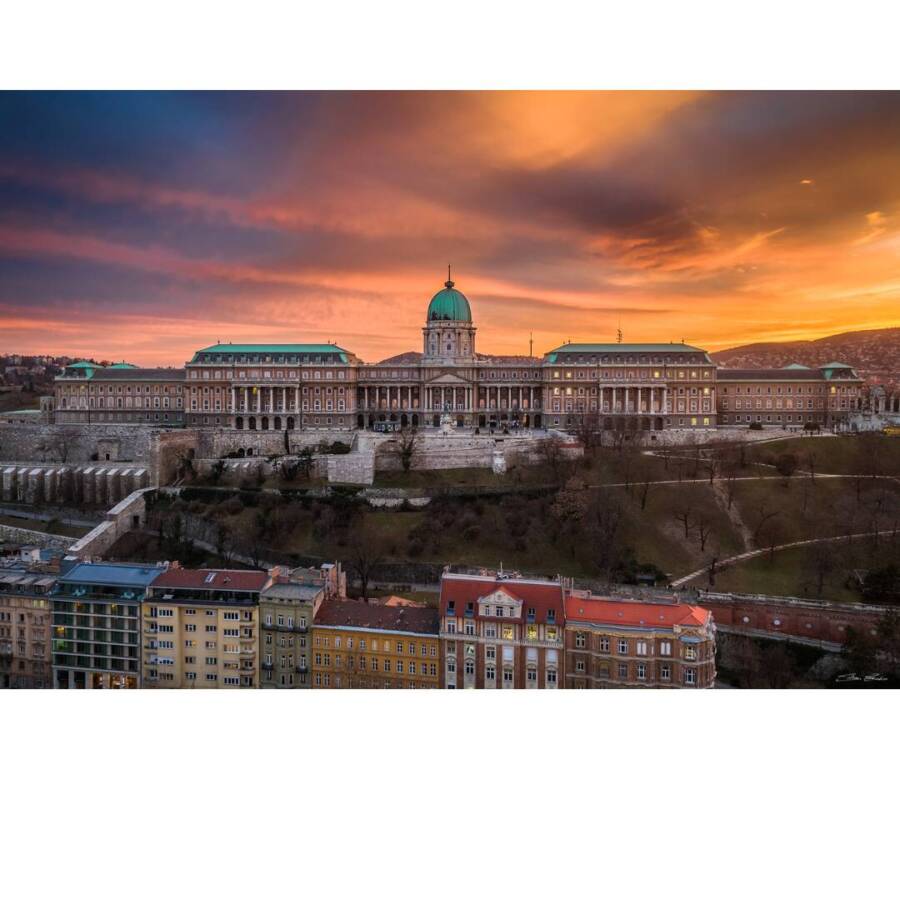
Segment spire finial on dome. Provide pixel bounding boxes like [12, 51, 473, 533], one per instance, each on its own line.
[445, 263, 454, 289]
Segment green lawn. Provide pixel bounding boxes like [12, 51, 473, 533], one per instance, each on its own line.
[729, 476, 900, 546]
[746, 433, 900, 475]
[0, 514, 89, 538]
[372, 467, 523, 489]
[687, 544, 862, 603]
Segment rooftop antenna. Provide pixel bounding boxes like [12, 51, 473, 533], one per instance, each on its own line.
[617, 317, 623, 344]
[446, 263, 453, 288]
[529, 331, 533, 358]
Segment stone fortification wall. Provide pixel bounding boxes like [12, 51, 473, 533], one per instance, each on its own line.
[0, 422, 155, 464]
[0, 523, 72, 551]
[67, 488, 152, 560]
[198, 429, 355, 459]
[1, 462, 149, 507]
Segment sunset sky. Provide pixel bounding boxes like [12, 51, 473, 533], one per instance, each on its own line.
[1, 90, 899, 366]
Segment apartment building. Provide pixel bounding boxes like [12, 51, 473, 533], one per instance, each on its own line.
[52, 561, 166, 689]
[0, 566, 55, 688]
[564, 594, 716, 688]
[142, 567, 271, 688]
[259, 563, 345, 688]
[439, 572, 564, 689]
[311, 599, 441, 688]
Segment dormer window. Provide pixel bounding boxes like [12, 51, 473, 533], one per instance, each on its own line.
[526, 607, 536, 623]
[547, 609, 556, 624]
[496, 606, 504, 617]
[446, 601, 455, 615]
[465, 601, 474, 618]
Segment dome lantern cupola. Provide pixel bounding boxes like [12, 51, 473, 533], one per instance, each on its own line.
[423, 267, 476, 361]
[426, 269, 472, 323]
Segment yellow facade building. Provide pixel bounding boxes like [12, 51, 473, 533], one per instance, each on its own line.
[141, 567, 270, 688]
[312, 599, 441, 689]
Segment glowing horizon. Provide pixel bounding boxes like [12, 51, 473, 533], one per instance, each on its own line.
[2, 91, 900, 366]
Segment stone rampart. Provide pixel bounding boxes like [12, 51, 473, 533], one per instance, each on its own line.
[0, 422, 155, 465]
[0, 462, 148, 507]
[67, 488, 153, 559]
[0, 523, 72, 551]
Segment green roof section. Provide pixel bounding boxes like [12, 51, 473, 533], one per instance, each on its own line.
[62, 360, 102, 378]
[548, 342, 705, 353]
[192, 344, 350, 363]
[545, 342, 707, 362]
[785, 363, 811, 369]
[822, 361, 853, 369]
[427, 280, 472, 323]
[109, 362, 137, 368]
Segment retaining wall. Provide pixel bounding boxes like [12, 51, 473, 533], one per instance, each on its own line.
[0, 523, 72, 551]
[67, 488, 153, 560]
[1, 462, 149, 507]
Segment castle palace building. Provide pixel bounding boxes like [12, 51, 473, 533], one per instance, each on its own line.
[50, 275, 864, 434]
[178, 276, 722, 434]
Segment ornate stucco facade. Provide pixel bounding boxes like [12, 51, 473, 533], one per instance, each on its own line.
[49, 276, 865, 434]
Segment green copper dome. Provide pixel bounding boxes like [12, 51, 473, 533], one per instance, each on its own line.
[427, 279, 472, 322]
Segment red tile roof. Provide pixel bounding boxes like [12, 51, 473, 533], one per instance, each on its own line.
[565, 595, 710, 629]
[151, 568, 270, 592]
[314, 598, 439, 635]
[439, 574, 564, 624]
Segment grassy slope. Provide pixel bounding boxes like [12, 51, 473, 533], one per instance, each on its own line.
[0, 514, 89, 538]
[142, 434, 900, 601]
[745, 434, 900, 475]
[700, 545, 861, 603]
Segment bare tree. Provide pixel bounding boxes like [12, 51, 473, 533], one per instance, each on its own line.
[347, 530, 388, 601]
[537, 434, 568, 483]
[657, 445, 673, 471]
[43, 426, 79, 463]
[695, 517, 714, 552]
[550, 483, 590, 558]
[804, 541, 836, 597]
[723, 462, 739, 509]
[804, 449, 817, 480]
[673, 504, 694, 540]
[588, 498, 625, 584]
[393, 428, 421, 473]
[233, 515, 267, 568]
[575, 413, 602, 453]
[637, 472, 653, 511]
[215, 521, 235, 564]
[751, 501, 781, 545]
